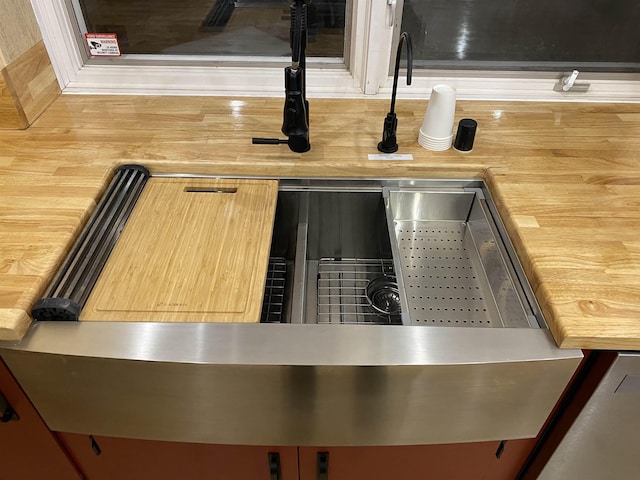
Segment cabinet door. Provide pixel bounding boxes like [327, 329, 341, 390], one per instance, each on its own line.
[299, 440, 536, 480]
[57, 433, 298, 480]
[0, 358, 82, 480]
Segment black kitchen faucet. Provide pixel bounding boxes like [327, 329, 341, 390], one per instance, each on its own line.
[377, 32, 413, 153]
[253, 0, 311, 153]
[282, 0, 311, 152]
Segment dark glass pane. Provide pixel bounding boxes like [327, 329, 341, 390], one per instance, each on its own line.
[79, 0, 346, 57]
[401, 0, 640, 71]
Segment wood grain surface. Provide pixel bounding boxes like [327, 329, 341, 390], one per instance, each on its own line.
[0, 73, 25, 129]
[81, 178, 278, 323]
[0, 0, 42, 67]
[0, 95, 639, 348]
[2, 41, 60, 126]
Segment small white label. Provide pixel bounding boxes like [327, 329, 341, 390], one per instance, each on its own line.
[368, 154, 414, 161]
[85, 33, 121, 57]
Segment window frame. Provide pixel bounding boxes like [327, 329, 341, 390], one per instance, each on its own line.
[32, 0, 640, 102]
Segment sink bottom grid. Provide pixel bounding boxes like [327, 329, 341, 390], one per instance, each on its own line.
[313, 258, 401, 325]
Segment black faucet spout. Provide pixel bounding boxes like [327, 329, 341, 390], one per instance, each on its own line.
[378, 32, 413, 154]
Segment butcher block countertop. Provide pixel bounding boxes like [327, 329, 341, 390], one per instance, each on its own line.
[1, 95, 639, 349]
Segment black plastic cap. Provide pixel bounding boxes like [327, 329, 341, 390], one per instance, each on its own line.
[31, 297, 81, 321]
[453, 118, 478, 152]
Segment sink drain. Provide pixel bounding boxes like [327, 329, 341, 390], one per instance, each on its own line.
[366, 276, 402, 317]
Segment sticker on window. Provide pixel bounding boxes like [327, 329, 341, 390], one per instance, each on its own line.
[85, 33, 121, 57]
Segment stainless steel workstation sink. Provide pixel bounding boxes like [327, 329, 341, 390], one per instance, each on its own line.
[0, 167, 582, 447]
[267, 184, 538, 328]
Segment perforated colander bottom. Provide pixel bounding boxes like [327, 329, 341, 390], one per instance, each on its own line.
[396, 220, 495, 327]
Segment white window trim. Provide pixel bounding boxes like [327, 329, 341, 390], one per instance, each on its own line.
[32, 0, 84, 88]
[32, 0, 640, 102]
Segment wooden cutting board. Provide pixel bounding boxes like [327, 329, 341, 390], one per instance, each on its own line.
[80, 178, 278, 323]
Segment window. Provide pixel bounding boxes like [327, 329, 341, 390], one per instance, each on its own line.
[401, 0, 640, 71]
[32, 0, 640, 101]
[77, 0, 346, 58]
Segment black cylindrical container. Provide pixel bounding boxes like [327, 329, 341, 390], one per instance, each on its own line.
[453, 118, 478, 152]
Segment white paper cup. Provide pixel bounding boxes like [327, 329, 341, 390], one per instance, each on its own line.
[419, 84, 457, 147]
[418, 130, 453, 151]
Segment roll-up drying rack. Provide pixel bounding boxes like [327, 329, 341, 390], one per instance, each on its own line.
[31, 165, 150, 321]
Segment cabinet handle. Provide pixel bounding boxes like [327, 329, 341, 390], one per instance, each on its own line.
[89, 435, 102, 456]
[268, 452, 282, 480]
[317, 452, 329, 480]
[495, 440, 506, 459]
[0, 390, 18, 423]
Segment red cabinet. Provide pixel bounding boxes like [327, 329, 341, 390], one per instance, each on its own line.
[57, 433, 298, 480]
[0, 358, 81, 480]
[55, 433, 534, 480]
[299, 441, 536, 480]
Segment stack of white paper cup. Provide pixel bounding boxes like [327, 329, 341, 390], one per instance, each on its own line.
[418, 84, 457, 151]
